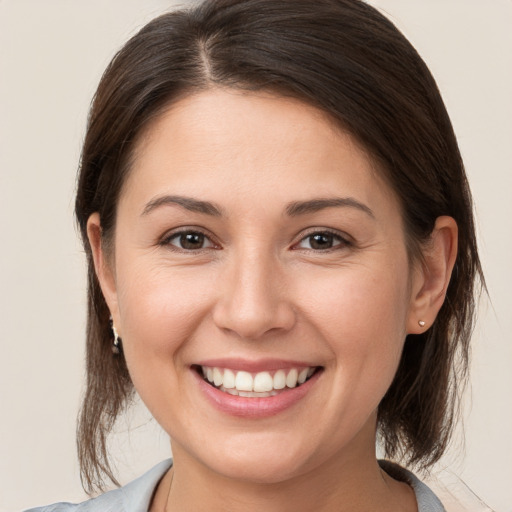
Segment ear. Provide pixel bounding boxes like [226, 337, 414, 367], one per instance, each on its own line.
[87, 213, 120, 329]
[407, 216, 458, 334]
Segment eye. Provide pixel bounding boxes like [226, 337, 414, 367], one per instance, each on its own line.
[296, 231, 349, 251]
[164, 230, 215, 251]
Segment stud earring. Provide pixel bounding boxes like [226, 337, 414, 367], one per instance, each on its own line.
[110, 316, 122, 354]
[418, 320, 426, 328]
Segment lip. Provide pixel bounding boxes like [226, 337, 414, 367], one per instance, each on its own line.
[195, 357, 316, 373]
[192, 365, 322, 418]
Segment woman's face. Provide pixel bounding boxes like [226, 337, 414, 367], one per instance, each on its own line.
[96, 89, 423, 483]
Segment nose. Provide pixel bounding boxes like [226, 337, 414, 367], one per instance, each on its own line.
[212, 249, 296, 340]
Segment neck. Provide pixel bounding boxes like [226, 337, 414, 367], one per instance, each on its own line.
[163, 430, 416, 512]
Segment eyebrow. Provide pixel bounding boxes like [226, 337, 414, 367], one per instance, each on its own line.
[141, 195, 223, 217]
[141, 194, 374, 219]
[285, 197, 375, 218]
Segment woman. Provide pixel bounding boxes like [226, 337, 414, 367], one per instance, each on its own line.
[26, 0, 484, 510]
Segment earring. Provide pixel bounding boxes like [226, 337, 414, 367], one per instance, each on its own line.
[110, 316, 122, 354]
[418, 320, 426, 328]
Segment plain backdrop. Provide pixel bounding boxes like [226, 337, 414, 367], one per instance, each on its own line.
[1, 1, 511, 511]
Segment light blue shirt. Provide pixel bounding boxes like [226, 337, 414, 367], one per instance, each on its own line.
[24, 459, 446, 512]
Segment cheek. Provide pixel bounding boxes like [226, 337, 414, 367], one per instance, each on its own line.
[298, 263, 410, 390]
[113, 260, 220, 429]
[114, 257, 215, 371]
[301, 263, 409, 334]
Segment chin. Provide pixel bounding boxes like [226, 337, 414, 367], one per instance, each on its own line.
[212, 454, 309, 485]
[191, 432, 317, 485]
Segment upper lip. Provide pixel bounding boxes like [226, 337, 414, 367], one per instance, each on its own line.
[194, 358, 320, 372]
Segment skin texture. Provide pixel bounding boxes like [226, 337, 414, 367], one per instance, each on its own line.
[88, 89, 457, 511]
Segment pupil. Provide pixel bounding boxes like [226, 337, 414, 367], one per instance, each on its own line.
[310, 233, 332, 250]
[181, 232, 204, 249]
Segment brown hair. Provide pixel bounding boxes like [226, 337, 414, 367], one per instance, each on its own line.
[75, 0, 483, 493]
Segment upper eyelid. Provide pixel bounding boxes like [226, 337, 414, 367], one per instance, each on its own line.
[161, 227, 219, 247]
[162, 226, 213, 239]
[291, 229, 353, 252]
[294, 227, 351, 243]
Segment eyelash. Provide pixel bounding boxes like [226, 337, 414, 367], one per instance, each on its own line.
[293, 229, 352, 252]
[159, 228, 352, 253]
[160, 228, 219, 252]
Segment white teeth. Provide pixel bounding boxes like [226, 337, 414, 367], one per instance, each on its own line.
[286, 368, 298, 388]
[273, 370, 286, 390]
[220, 386, 274, 398]
[235, 371, 253, 391]
[298, 368, 308, 384]
[223, 369, 236, 389]
[213, 368, 223, 387]
[201, 365, 317, 394]
[253, 372, 273, 392]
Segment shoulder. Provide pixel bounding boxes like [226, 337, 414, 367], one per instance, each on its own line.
[23, 504, 79, 512]
[379, 460, 447, 512]
[23, 459, 173, 512]
[23, 491, 122, 512]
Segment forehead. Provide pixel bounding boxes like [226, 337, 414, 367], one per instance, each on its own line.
[121, 88, 398, 217]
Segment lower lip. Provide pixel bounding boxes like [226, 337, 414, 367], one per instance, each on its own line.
[192, 369, 322, 418]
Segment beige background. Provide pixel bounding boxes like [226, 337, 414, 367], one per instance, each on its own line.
[1, 1, 510, 511]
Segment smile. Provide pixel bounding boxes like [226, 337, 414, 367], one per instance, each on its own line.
[192, 362, 323, 417]
[199, 365, 318, 397]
